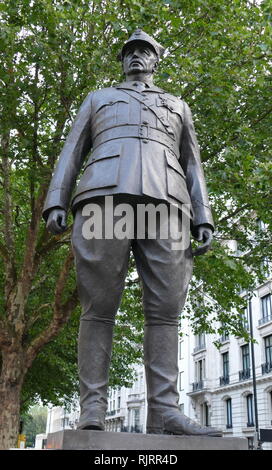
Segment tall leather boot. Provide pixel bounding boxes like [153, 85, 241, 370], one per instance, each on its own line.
[77, 320, 113, 430]
[145, 324, 222, 436]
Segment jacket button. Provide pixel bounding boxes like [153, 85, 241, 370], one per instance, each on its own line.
[142, 106, 148, 111]
[142, 121, 148, 125]
[143, 139, 148, 144]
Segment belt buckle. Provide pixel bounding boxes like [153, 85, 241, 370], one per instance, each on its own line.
[139, 124, 149, 140]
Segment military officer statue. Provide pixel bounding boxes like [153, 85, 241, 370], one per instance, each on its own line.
[43, 30, 222, 436]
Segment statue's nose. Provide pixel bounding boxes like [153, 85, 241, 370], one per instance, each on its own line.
[132, 49, 141, 57]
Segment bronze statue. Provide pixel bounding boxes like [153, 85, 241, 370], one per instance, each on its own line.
[43, 30, 222, 436]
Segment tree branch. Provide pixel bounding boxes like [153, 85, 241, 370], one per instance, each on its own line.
[1, 133, 17, 298]
[24, 249, 78, 369]
[218, 204, 250, 224]
[19, 182, 49, 302]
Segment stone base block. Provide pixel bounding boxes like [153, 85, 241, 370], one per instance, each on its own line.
[46, 430, 248, 450]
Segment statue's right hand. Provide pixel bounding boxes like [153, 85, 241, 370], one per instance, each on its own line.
[46, 208, 67, 234]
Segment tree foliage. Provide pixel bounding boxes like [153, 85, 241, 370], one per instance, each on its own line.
[22, 405, 47, 448]
[0, 0, 271, 448]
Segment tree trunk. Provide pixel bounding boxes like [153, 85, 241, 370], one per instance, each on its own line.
[0, 349, 25, 450]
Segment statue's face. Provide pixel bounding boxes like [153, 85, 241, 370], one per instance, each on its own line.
[122, 42, 158, 76]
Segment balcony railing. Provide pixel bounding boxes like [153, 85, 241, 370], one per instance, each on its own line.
[192, 380, 204, 392]
[193, 343, 206, 353]
[258, 315, 272, 326]
[219, 375, 230, 386]
[239, 368, 251, 381]
[262, 362, 272, 374]
[127, 393, 141, 403]
[218, 335, 230, 344]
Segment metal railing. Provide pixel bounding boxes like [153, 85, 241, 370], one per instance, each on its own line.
[219, 375, 230, 386]
[239, 368, 251, 381]
[261, 362, 272, 374]
[192, 380, 204, 392]
[193, 343, 206, 353]
[218, 334, 230, 344]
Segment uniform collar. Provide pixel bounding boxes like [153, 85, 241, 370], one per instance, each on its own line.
[115, 81, 166, 93]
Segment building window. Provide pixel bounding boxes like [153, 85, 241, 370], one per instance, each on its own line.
[222, 352, 229, 378]
[201, 402, 210, 427]
[261, 294, 272, 321]
[134, 409, 140, 428]
[129, 408, 141, 433]
[196, 333, 205, 348]
[226, 399, 232, 429]
[239, 344, 251, 380]
[62, 417, 69, 428]
[246, 394, 255, 427]
[129, 408, 142, 433]
[220, 326, 229, 342]
[242, 344, 250, 370]
[264, 335, 272, 364]
[261, 258, 270, 276]
[195, 359, 205, 381]
[193, 359, 205, 391]
[220, 352, 230, 385]
[240, 306, 249, 330]
[194, 333, 206, 353]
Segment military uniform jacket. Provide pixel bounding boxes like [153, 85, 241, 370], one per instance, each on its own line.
[43, 81, 214, 233]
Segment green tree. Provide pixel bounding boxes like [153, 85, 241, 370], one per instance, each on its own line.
[0, 0, 271, 449]
[22, 405, 47, 448]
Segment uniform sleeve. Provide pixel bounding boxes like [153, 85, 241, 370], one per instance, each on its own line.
[42, 92, 94, 221]
[180, 101, 214, 235]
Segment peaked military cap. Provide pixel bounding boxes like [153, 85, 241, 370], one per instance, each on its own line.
[117, 29, 165, 61]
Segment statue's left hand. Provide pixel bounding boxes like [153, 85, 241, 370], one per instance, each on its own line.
[192, 225, 213, 256]
[46, 208, 67, 235]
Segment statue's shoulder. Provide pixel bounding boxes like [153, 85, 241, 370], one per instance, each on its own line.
[162, 90, 183, 104]
[90, 86, 124, 103]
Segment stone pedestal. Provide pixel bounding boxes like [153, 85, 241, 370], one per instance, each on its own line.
[46, 430, 248, 450]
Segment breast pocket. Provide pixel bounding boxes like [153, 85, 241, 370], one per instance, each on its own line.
[95, 98, 130, 125]
[156, 98, 183, 136]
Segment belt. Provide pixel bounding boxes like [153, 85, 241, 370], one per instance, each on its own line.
[92, 125, 180, 160]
